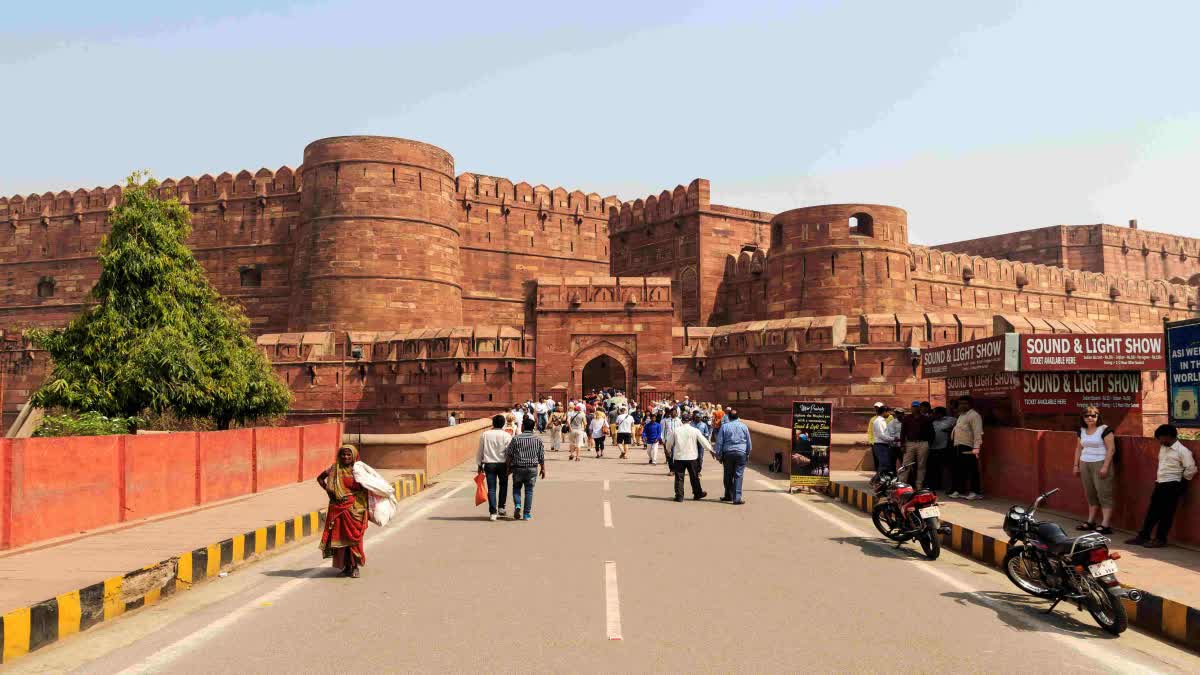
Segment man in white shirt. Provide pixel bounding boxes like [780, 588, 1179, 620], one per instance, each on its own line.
[661, 408, 683, 474]
[665, 412, 712, 501]
[615, 407, 635, 459]
[534, 399, 548, 433]
[476, 415, 513, 521]
[1127, 424, 1197, 548]
[868, 403, 896, 478]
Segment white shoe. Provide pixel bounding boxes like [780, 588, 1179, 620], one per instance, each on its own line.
[965, 492, 983, 501]
[948, 491, 962, 499]
[489, 513, 498, 521]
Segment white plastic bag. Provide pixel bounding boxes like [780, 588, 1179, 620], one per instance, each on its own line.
[353, 461, 398, 527]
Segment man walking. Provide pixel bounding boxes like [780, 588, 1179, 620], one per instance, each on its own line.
[950, 396, 984, 500]
[535, 397, 548, 433]
[642, 412, 664, 464]
[615, 406, 635, 459]
[715, 408, 752, 504]
[476, 414, 511, 521]
[662, 408, 683, 474]
[666, 413, 711, 501]
[505, 417, 546, 520]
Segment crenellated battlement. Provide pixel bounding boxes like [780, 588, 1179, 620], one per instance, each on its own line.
[607, 178, 709, 232]
[455, 172, 620, 217]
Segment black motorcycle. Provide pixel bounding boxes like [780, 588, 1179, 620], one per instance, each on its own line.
[1002, 488, 1141, 635]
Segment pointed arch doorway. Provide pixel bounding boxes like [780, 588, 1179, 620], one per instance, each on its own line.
[581, 354, 627, 395]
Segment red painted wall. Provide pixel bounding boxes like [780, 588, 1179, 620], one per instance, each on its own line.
[124, 432, 198, 520]
[7, 436, 122, 548]
[198, 429, 254, 503]
[981, 428, 1200, 545]
[255, 427, 301, 490]
[302, 423, 340, 479]
[0, 424, 340, 551]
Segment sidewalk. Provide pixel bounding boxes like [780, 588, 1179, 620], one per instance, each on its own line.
[0, 469, 421, 615]
[831, 470, 1200, 647]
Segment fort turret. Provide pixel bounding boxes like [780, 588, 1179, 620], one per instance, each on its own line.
[289, 136, 462, 332]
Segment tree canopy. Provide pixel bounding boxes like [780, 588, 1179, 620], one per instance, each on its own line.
[29, 172, 291, 429]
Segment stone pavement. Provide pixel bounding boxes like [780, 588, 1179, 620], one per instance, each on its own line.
[832, 470, 1200, 611]
[0, 469, 416, 614]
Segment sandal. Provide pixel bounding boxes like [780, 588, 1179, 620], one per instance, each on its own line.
[1075, 522, 1097, 531]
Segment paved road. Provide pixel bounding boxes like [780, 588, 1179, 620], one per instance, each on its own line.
[14, 443, 1200, 673]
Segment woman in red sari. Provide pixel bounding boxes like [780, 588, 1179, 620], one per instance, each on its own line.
[317, 445, 369, 577]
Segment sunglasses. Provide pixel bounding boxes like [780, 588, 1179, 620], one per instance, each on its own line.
[1083, 413, 1098, 418]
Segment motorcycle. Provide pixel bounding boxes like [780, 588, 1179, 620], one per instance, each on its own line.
[1002, 488, 1141, 635]
[870, 462, 948, 560]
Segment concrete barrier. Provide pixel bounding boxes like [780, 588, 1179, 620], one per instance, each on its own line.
[743, 419, 870, 472]
[347, 418, 492, 478]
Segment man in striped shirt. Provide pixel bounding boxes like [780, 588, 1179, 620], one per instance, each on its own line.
[505, 417, 546, 521]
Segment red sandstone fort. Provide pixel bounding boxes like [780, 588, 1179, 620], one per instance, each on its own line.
[2, 136, 1198, 433]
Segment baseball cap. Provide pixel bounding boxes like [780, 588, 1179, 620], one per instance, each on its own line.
[873, 401, 885, 408]
[911, 400, 921, 407]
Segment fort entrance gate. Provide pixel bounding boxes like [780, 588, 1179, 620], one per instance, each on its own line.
[581, 354, 627, 394]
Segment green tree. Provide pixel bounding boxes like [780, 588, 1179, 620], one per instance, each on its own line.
[29, 172, 291, 429]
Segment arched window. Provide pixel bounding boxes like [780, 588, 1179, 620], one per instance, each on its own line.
[37, 277, 55, 298]
[848, 212, 874, 237]
[240, 265, 263, 287]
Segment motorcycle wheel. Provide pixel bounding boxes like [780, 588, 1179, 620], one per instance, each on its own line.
[872, 503, 905, 541]
[1085, 578, 1128, 636]
[1003, 546, 1056, 599]
[919, 520, 941, 560]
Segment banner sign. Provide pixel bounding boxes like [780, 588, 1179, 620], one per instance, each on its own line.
[947, 372, 1019, 400]
[790, 401, 831, 489]
[1167, 319, 1200, 428]
[1020, 334, 1165, 371]
[1017, 372, 1141, 414]
[921, 335, 1018, 378]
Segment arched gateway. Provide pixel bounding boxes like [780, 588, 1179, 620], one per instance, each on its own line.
[581, 354, 627, 394]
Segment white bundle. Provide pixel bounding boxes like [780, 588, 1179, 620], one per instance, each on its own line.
[353, 461, 399, 527]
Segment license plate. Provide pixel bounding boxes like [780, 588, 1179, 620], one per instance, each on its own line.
[919, 506, 940, 519]
[1089, 559, 1118, 577]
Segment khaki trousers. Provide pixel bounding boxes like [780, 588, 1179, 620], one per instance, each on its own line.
[901, 441, 930, 489]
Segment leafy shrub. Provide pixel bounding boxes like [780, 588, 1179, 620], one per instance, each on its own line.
[33, 411, 142, 437]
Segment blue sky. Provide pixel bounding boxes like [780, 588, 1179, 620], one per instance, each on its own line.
[3, 0, 1198, 244]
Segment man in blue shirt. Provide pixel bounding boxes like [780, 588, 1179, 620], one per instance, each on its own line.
[715, 408, 752, 504]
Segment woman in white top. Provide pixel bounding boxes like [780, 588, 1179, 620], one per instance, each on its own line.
[1072, 406, 1116, 534]
[567, 405, 588, 462]
[590, 411, 608, 458]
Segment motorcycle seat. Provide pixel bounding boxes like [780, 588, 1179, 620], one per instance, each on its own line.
[1036, 522, 1076, 554]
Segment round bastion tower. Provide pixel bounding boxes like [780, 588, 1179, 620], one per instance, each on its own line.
[765, 204, 912, 317]
[289, 136, 462, 332]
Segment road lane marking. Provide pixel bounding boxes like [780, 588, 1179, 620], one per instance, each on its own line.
[113, 479, 472, 675]
[757, 480, 1164, 675]
[603, 479, 610, 491]
[603, 500, 614, 528]
[605, 560, 623, 641]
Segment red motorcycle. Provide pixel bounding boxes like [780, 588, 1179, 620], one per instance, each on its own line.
[870, 462, 948, 559]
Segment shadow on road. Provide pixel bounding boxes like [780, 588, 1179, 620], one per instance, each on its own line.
[627, 494, 726, 504]
[941, 590, 1118, 640]
[427, 516, 492, 522]
[261, 568, 340, 578]
[829, 536, 928, 560]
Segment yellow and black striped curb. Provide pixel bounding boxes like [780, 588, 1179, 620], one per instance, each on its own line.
[826, 480, 1200, 653]
[0, 472, 426, 664]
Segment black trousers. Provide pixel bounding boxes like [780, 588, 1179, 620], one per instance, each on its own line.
[928, 447, 955, 491]
[954, 446, 981, 494]
[672, 459, 704, 499]
[1138, 480, 1185, 541]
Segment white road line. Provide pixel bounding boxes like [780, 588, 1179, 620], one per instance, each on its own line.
[756, 480, 1164, 675]
[115, 480, 472, 675]
[603, 500, 614, 528]
[603, 479, 610, 491]
[604, 560, 623, 641]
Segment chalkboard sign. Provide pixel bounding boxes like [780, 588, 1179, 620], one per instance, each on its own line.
[791, 401, 832, 490]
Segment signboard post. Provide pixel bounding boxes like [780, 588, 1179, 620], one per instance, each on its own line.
[790, 401, 832, 492]
[1166, 318, 1200, 428]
